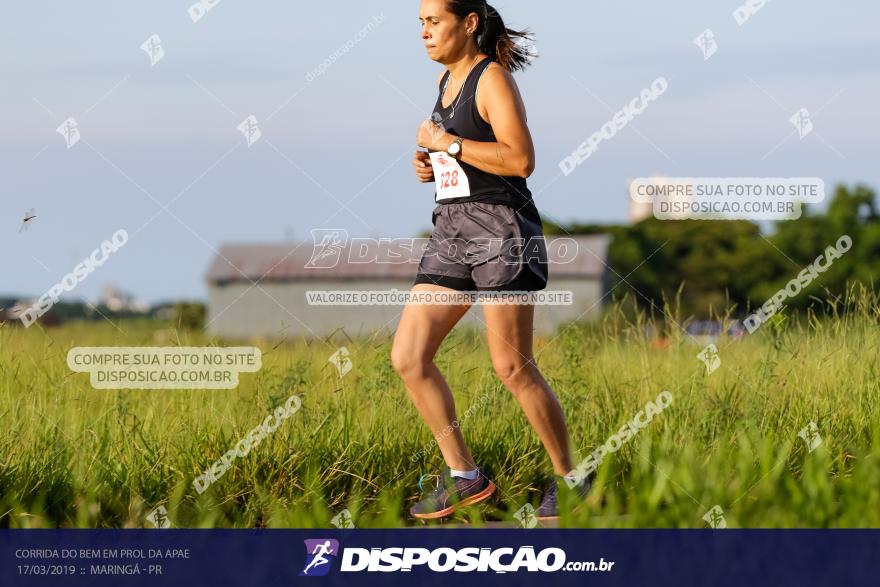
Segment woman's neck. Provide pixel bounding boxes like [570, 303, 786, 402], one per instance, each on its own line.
[446, 50, 486, 82]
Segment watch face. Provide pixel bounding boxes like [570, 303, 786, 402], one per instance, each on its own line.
[448, 141, 461, 156]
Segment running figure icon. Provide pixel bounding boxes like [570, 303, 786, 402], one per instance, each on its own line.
[301, 540, 337, 576]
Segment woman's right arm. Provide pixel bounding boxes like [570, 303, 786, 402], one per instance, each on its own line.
[412, 70, 447, 183]
[413, 150, 434, 183]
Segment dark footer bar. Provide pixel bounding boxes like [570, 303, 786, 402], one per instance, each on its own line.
[1, 529, 876, 587]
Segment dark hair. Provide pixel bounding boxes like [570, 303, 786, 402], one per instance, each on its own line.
[445, 1, 536, 72]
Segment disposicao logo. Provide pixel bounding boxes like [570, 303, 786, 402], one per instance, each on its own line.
[300, 539, 339, 577]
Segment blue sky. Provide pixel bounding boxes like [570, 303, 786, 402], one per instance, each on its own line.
[3, 1, 878, 303]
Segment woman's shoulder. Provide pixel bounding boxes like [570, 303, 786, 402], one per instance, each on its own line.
[481, 60, 512, 81]
[476, 60, 518, 98]
[483, 59, 504, 72]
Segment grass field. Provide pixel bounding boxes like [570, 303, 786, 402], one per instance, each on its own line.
[2, 287, 880, 529]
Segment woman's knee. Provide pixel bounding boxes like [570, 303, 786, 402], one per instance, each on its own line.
[491, 356, 537, 386]
[390, 344, 433, 379]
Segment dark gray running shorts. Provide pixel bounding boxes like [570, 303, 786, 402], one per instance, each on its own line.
[414, 201, 549, 292]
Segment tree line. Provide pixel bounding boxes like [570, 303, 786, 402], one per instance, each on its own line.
[544, 184, 879, 317]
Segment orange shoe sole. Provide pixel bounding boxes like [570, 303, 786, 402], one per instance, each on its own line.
[411, 481, 496, 520]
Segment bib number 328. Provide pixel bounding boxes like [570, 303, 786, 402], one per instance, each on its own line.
[429, 151, 471, 201]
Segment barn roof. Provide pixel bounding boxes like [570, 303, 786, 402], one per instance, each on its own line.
[206, 234, 611, 284]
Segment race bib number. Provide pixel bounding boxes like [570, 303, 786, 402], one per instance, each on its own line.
[429, 151, 471, 201]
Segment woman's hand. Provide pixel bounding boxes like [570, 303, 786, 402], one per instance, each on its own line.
[412, 150, 435, 183]
[416, 118, 452, 151]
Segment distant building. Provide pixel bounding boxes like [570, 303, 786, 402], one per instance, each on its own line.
[2, 299, 60, 327]
[0, 302, 27, 324]
[628, 176, 693, 223]
[98, 284, 150, 313]
[205, 235, 612, 339]
[629, 198, 654, 224]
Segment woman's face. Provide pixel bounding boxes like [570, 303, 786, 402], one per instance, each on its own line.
[419, 0, 470, 63]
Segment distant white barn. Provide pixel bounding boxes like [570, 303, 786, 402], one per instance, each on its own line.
[205, 235, 611, 339]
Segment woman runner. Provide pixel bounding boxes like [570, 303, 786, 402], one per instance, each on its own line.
[391, 0, 592, 521]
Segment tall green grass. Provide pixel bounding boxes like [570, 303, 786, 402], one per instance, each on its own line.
[1, 284, 879, 528]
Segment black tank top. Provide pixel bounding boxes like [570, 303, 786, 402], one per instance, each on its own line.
[431, 56, 540, 220]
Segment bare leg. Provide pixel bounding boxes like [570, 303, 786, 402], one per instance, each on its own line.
[481, 302, 574, 475]
[392, 285, 477, 471]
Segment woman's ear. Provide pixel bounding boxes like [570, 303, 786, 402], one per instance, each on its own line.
[467, 13, 480, 36]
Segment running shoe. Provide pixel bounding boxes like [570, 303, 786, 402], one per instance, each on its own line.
[535, 473, 593, 521]
[410, 467, 496, 520]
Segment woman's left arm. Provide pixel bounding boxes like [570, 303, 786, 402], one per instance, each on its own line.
[417, 65, 536, 178]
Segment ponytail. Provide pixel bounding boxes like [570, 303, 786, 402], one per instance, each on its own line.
[446, 1, 536, 72]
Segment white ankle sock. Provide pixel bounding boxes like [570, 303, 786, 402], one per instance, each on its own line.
[450, 468, 479, 480]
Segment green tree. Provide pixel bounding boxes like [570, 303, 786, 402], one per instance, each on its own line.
[761, 184, 879, 309]
[550, 184, 878, 318]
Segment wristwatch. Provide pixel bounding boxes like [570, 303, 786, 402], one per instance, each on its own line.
[447, 137, 464, 160]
